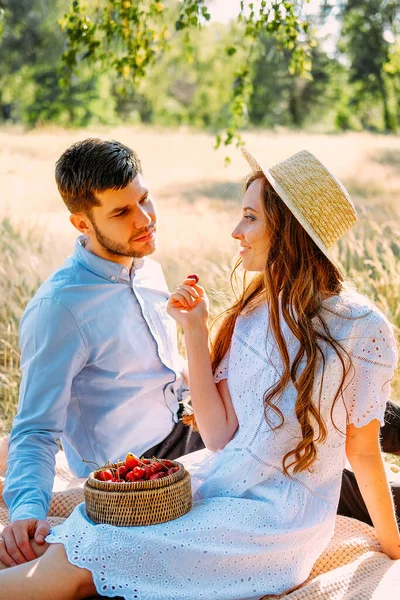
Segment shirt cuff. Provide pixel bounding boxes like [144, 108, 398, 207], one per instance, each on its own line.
[10, 503, 47, 523]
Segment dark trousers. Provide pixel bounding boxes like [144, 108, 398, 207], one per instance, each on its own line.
[142, 419, 205, 461]
[148, 400, 400, 527]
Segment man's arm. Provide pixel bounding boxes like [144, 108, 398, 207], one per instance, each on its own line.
[1, 297, 87, 564]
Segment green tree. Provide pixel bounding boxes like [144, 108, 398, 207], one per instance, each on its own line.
[60, 0, 313, 146]
[136, 20, 247, 129]
[249, 33, 345, 129]
[326, 0, 400, 131]
[0, 2, 7, 42]
[0, 0, 117, 126]
[384, 41, 400, 126]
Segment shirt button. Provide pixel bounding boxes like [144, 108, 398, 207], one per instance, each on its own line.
[110, 276, 116, 281]
[122, 267, 128, 274]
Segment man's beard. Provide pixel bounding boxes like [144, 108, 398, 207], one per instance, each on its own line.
[90, 217, 154, 259]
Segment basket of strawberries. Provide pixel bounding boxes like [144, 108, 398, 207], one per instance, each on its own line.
[83, 453, 192, 527]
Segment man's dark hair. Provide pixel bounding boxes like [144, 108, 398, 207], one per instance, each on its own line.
[55, 138, 142, 214]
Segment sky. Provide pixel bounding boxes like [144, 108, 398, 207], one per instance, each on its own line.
[207, 0, 340, 55]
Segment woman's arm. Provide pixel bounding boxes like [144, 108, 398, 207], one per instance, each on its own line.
[184, 323, 239, 451]
[167, 278, 238, 451]
[346, 419, 400, 559]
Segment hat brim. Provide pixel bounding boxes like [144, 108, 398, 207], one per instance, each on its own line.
[241, 147, 345, 272]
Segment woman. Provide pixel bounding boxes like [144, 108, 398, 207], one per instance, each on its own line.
[0, 147, 399, 599]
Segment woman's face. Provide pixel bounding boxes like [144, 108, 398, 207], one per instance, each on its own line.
[232, 178, 269, 272]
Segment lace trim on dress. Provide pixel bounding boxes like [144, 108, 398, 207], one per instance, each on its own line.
[350, 353, 395, 370]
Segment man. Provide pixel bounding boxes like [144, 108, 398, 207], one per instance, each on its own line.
[1, 138, 203, 568]
[1, 138, 399, 569]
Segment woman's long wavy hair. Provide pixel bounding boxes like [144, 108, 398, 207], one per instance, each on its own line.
[184, 171, 354, 476]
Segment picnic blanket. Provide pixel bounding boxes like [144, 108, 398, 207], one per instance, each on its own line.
[1, 435, 400, 599]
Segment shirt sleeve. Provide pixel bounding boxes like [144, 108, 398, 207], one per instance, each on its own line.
[342, 310, 398, 428]
[3, 297, 88, 522]
[213, 348, 231, 384]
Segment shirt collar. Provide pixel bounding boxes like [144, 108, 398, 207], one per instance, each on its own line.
[73, 235, 145, 283]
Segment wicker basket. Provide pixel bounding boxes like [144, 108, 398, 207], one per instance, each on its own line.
[84, 460, 192, 527]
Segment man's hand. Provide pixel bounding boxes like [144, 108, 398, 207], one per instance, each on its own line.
[0, 518, 50, 567]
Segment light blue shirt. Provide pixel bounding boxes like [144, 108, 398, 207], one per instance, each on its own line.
[4, 236, 187, 522]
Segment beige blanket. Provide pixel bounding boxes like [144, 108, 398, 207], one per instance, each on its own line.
[1, 435, 400, 599]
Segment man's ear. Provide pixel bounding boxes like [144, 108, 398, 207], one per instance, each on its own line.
[70, 213, 93, 235]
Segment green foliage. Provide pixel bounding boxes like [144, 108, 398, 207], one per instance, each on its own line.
[335, 102, 353, 131]
[175, 0, 210, 31]
[59, 0, 174, 83]
[0, 5, 5, 40]
[59, 0, 313, 145]
[1, 0, 400, 134]
[249, 34, 345, 128]
[139, 21, 248, 130]
[0, 0, 119, 127]
[384, 41, 400, 126]
[25, 69, 117, 127]
[332, 0, 400, 132]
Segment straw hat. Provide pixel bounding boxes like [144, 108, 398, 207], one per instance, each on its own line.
[241, 147, 357, 268]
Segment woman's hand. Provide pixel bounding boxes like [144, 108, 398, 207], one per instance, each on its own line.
[167, 276, 209, 331]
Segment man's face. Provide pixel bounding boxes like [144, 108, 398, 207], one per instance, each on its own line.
[87, 174, 157, 260]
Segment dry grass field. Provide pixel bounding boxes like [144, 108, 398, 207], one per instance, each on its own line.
[1, 126, 400, 459]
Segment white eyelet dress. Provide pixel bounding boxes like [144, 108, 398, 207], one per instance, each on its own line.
[46, 289, 398, 600]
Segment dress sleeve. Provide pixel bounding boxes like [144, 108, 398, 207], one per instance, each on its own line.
[213, 348, 231, 383]
[342, 310, 398, 428]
